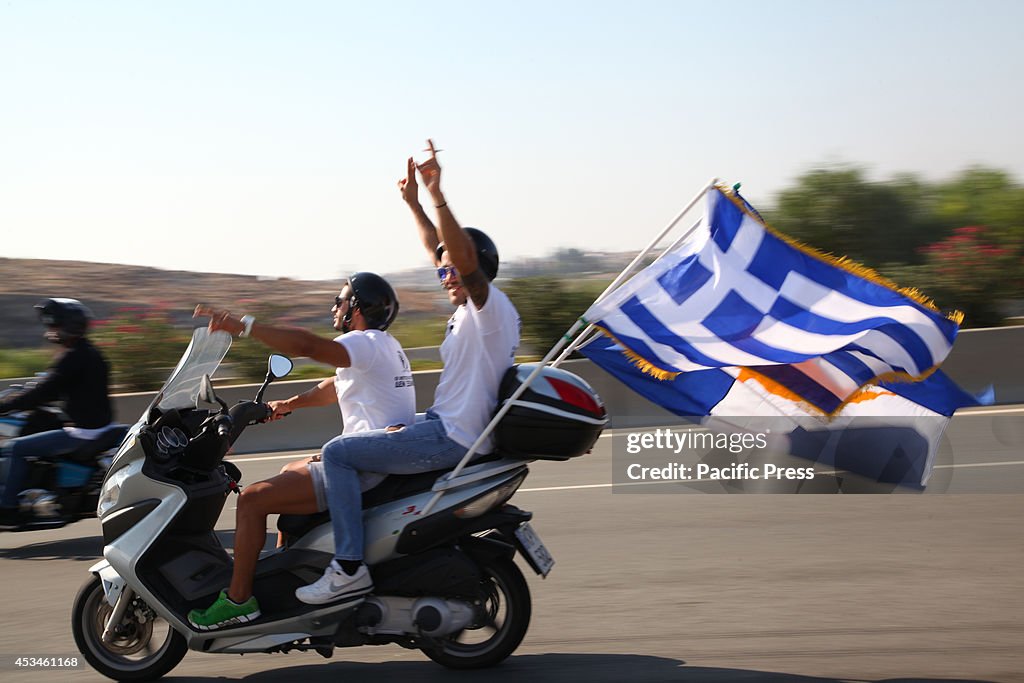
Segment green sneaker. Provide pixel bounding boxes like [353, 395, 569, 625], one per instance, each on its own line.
[188, 590, 260, 630]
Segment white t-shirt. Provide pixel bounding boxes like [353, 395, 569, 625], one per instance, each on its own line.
[431, 284, 521, 453]
[334, 329, 416, 434]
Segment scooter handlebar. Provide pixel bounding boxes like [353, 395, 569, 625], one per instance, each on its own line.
[224, 401, 274, 444]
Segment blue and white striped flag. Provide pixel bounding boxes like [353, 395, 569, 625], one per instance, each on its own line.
[583, 185, 962, 413]
[579, 185, 979, 486]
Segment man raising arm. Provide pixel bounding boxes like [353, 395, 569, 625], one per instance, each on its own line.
[295, 141, 520, 605]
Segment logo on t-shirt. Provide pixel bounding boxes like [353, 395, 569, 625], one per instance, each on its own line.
[394, 350, 413, 387]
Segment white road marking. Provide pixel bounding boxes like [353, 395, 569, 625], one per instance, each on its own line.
[519, 460, 1024, 493]
[224, 456, 1024, 505]
[230, 453, 316, 463]
[933, 459, 1024, 470]
[956, 406, 1024, 415]
[222, 455, 1024, 498]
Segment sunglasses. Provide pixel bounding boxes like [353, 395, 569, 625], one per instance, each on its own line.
[436, 265, 458, 283]
[334, 295, 348, 308]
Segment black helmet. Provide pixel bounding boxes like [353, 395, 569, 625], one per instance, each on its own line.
[344, 272, 399, 331]
[35, 298, 93, 338]
[434, 227, 499, 281]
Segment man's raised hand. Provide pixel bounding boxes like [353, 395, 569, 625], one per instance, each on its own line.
[416, 139, 443, 197]
[193, 304, 241, 336]
[398, 156, 419, 204]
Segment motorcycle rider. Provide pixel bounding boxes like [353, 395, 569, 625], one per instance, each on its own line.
[0, 299, 114, 529]
[188, 272, 415, 630]
[295, 140, 520, 605]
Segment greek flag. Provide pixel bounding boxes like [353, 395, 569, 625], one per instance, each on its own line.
[578, 185, 979, 486]
[582, 186, 962, 413]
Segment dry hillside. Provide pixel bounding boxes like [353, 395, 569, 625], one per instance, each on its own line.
[0, 258, 446, 347]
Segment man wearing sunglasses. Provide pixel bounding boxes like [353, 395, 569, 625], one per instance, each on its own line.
[188, 271, 415, 629]
[295, 140, 520, 605]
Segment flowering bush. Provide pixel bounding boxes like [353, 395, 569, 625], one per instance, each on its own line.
[92, 306, 190, 391]
[919, 226, 1023, 326]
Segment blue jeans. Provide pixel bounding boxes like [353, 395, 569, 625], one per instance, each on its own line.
[321, 412, 468, 561]
[1, 429, 92, 509]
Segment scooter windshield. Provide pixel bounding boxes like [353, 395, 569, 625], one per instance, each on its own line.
[151, 327, 233, 413]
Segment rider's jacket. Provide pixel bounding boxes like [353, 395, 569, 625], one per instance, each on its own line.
[0, 337, 113, 429]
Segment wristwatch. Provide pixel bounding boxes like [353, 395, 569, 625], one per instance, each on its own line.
[239, 315, 256, 338]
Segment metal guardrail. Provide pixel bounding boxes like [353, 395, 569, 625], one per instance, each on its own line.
[4, 326, 1022, 455]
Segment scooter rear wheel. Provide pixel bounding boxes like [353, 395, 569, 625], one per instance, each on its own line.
[421, 555, 531, 670]
[72, 575, 187, 681]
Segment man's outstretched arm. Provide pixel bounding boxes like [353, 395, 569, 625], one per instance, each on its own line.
[193, 306, 351, 368]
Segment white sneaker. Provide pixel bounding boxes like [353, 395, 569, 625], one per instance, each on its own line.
[295, 560, 373, 605]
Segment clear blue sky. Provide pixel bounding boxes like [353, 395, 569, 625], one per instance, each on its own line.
[2, 1, 1022, 281]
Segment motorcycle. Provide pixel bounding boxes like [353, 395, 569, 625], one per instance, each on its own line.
[0, 382, 127, 532]
[72, 327, 607, 680]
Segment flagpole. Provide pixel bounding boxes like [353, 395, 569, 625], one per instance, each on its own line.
[553, 215, 706, 364]
[658, 217, 707, 260]
[419, 178, 716, 516]
[551, 182, 715, 366]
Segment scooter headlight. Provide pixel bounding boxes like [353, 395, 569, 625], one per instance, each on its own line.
[97, 466, 132, 518]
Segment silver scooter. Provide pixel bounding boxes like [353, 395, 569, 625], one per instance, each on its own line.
[72, 328, 606, 680]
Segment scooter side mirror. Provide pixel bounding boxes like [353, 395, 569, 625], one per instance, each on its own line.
[268, 354, 293, 380]
[255, 355, 293, 404]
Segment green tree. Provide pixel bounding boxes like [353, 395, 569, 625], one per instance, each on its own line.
[505, 277, 596, 357]
[766, 165, 1024, 327]
[766, 167, 931, 266]
[931, 168, 1024, 236]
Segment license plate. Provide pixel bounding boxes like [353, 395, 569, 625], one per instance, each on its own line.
[514, 522, 555, 577]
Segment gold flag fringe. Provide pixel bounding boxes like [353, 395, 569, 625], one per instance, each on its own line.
[715, 184, 965, 325]
[622, 348, 681, 381]
[592, 324, 681, 380]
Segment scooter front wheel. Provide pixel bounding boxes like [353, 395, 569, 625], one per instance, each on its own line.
[421, 555, 531, 670]
[72, 575, 187, 681]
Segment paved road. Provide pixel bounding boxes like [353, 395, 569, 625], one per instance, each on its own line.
[1, 407, 1022, 682]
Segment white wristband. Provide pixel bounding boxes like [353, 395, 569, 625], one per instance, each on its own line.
[239, 315, 255, 338]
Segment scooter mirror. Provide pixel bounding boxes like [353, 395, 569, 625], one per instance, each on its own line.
[197, 374, 219, 407]
[268, 354, 293, 380]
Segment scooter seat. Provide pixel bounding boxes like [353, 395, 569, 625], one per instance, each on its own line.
[276, 469, 442, 539]
[277, 452, 502, 539]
